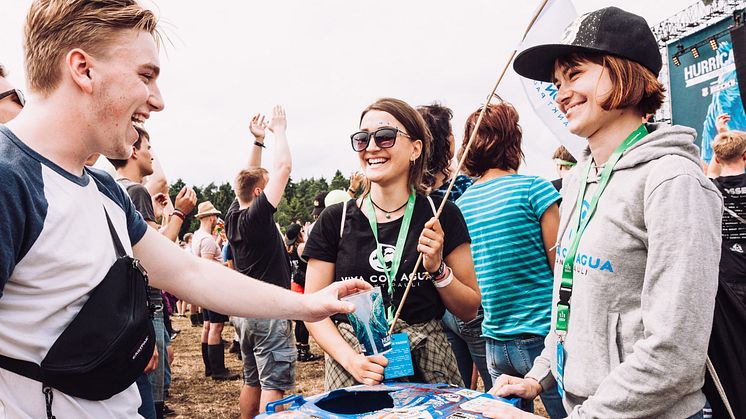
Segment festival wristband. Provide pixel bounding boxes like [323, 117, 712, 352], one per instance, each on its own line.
[433, 267, 453, 288]
[254, 140, 266, 148]
[429, 260, 446, 277]
[172, 209, 185, 221]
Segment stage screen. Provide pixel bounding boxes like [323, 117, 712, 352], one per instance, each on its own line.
[667, 14, 746, 163]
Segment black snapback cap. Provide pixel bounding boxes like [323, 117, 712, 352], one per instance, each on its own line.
[513, 7, 662, 82]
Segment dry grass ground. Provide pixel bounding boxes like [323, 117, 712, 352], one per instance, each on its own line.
[165, 316, 547, 418]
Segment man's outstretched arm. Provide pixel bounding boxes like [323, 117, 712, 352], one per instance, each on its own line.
[133, 228, 368, 322]
[247, 113, 267, 169]
[263, 105, 291, 208]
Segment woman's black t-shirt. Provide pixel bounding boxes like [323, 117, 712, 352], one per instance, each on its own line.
[303, 194, 471, 325]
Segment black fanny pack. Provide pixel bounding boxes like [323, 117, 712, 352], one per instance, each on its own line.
[0, 208, 155, 405]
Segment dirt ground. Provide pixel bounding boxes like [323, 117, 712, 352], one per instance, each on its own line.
[166, 316, 547, 418]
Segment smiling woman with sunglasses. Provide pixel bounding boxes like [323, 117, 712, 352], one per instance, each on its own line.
[303, 97, 481, 389]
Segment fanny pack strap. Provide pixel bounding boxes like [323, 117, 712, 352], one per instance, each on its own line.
[103, 206, 127, 258]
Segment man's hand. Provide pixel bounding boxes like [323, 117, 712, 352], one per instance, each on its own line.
[349, 171, 365, 193]
[301, 279, 372, 322]
[481, 399, 542, 419]
[489, 375, 543, 400]
[152, 192, 168, 222]
[174, 186, 197, 215]
[143, 346, 159, 373]
[716, 113, 731, 134]
[250, 113, 268, 140]
[267, 105, 287, 134]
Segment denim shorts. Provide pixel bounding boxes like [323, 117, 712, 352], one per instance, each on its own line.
[237, 317, 296, 390]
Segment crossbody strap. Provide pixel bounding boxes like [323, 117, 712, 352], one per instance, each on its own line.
[0, 353, 43, 381]
[103, 207, 127, 258]
[339, 199, 349, 239]
[426, 195, 437, 216]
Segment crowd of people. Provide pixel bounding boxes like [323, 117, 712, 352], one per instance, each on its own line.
[0, 1, 743, 419]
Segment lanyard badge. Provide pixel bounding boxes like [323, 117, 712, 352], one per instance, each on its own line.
[365, 192, 416, 324]
[554, 124, 648, 385]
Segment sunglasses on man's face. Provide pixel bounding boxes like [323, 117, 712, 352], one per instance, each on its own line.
[350, 127, 411, 152]
[0, 89, 25, 107]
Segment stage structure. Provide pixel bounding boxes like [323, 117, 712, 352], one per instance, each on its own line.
[652, 0, 746, 161]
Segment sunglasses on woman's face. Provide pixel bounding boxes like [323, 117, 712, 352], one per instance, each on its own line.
[350, 127, 411, 152]
[0, 89, 25, 107]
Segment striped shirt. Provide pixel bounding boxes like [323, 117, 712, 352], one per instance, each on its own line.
[456, 174, 560, 340]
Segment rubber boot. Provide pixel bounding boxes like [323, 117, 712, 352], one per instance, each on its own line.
[201, 343, 212, 377]
[228, 340, 242, 360]
[208, 344, 239, 381]
[190, 314, 200, 327]
[154, 401, 164, 419]
[297, 344, 322, 362]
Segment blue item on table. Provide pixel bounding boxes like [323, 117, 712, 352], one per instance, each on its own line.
[256, 382, 520, 418]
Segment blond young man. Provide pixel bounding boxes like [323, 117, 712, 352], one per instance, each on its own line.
[712, 130, 746, 303]
[0, 1, 367, 417]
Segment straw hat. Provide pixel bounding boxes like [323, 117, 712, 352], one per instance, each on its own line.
[195, 201, 221, 218]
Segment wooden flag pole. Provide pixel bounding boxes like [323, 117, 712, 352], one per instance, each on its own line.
[388, 0, 551, 335]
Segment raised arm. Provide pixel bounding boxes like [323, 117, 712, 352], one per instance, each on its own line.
[263, 105, 292, 208]
[247, 114, 268, 169]
[156, 186, 196, 242]
[133, 228, 371, 322]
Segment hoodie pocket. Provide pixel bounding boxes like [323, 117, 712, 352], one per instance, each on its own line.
[607, 312, 622, 371]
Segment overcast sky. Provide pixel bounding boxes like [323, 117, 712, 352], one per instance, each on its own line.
[0, 0, 695, 187]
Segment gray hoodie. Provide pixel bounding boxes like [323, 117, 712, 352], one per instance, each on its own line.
[525, 124, 723, 418]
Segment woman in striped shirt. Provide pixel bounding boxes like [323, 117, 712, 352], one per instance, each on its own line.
[455, 101, 565, 418]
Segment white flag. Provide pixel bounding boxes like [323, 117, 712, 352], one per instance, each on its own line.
[518, 0, 586, 160]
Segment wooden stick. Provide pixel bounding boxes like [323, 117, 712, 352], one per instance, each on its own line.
[388, 0, 551, 335]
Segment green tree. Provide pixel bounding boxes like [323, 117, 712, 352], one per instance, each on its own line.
[330, 170, 349, 191]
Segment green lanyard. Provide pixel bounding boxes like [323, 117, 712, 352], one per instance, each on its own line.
[365, 192, 416, 324]
[555, 124, 648, 339]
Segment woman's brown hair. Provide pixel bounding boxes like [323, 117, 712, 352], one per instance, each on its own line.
[459, 102, 523, 177]
[554, 52, 665, 116]
[360, 98, 433, 194]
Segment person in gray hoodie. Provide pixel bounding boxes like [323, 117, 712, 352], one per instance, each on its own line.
[482, 7, 723, 419]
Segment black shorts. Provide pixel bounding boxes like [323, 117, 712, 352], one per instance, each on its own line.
[203, 309, 228, 324]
